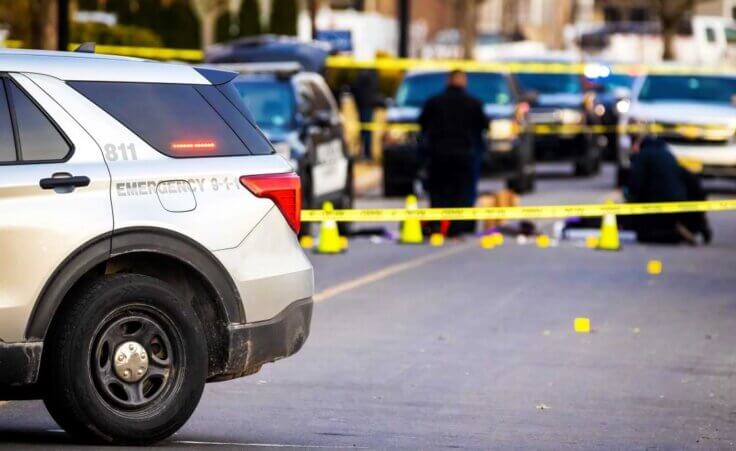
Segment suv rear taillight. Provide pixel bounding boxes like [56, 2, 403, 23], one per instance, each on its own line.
[241, 173, 301, 234]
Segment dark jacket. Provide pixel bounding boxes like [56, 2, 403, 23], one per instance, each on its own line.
[418, 85, 487, 217]
[418, 85, 487, 161]
[626, 137, 688, 203]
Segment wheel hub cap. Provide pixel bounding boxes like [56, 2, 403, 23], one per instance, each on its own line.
[113, 341, 148, 383]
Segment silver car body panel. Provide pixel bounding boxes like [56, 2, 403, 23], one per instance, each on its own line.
[0, 73, 113, 341]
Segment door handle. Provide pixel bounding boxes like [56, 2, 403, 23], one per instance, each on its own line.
[39, 173, 91, 190]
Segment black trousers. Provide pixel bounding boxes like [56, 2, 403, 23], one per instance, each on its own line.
[633, 212, 710, 244]
[427, 156, 475, 237]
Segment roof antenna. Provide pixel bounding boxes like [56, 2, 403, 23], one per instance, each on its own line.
[74, 42, 96, 53]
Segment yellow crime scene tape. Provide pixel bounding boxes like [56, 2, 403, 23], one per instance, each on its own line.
[302, 200, 736, 222]
[5, 40, 736, 75]
[325, 55, 736, 76]
[360, 121, 736, 140]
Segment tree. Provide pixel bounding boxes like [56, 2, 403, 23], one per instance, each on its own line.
[651, 0, 698, 61]
[455, 0, 484, 60]
[239, 0, 261, 37]
[190, 0, 231, 48]
[216, 0, 261, 42]
[269, 0, 297, 36]
[29, 0, 58, 49]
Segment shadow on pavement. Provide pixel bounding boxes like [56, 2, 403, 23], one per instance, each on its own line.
[0, 429, 73, 445]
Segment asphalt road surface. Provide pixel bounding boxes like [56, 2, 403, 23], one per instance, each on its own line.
[3, 165, 736, 450]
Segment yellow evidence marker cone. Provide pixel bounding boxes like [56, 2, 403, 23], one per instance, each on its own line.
[491, 232, 504, 246]
[430, 233, 444, 247]
[585, 235, 599, 249]
[574, 317, 591, 333]
[300, 235, 314, 250]
[480, 235, 496, 249]
[597, 205, 620, 251]
[316, 201, 343, 254]
[400, 195, 424, 244]
[536, 234, 550, 248]
[647, 259, 662, 275]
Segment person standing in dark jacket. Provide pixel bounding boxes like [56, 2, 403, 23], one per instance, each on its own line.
[418, 70, 488, 236]
[625, 136, 711, 244]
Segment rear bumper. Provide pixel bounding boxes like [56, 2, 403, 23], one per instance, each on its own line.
[214, 297, 313, 382]
[0, 341, 42, 387]
[0, 299, 314, 391]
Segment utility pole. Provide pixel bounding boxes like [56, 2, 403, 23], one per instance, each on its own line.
[398, 0, 410, 57]
[58, 0, 69, 51]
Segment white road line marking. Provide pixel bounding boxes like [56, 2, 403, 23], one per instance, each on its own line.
[174, 440, 367, 448]
[313, 243, 474, 303]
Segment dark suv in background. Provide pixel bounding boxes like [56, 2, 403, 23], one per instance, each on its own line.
[382, 70, 536, 196]
[513, 68, 602, 176]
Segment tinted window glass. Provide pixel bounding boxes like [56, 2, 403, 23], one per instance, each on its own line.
[0, 81, 16, 162]
[597, 73, 634, 92]
[71, 81, 253, 157]
[234, 79, 296, 131]
[396, 72, 512, 108]
[296, 81, 316, 116]
[308, 80, 334, 112]
[9, 81, 70, 161]
[196, 85, 273, 155]
[515, 73, 582, 95]
[639, 75, 736, 105]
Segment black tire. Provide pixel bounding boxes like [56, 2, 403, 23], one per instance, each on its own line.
[42, 274, 207, 445]
[337, 161, 354, 236]
[506, 136, 536, 194]
[573, 133, 601, 177]
[574, 151, 598, 177]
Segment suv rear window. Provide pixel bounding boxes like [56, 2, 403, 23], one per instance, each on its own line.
[70, 81, 274, 157]
[9, 80, 71, 161]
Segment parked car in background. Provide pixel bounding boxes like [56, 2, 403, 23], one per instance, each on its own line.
[204, 35, 332, 73]
[618, 72, 736, 185]
[382, 70, 536, 196]
[222, 63, 353, 233]
[512, 66, 603, 176]
[583, 62, 636, 160]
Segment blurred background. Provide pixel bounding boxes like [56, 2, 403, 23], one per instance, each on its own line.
[2, 1, 734, 64]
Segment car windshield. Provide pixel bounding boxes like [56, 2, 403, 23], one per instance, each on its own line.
[515, 73, 582, 95]
[638, 75, 736, 106]
[395, 73, 513, 108]
[233, 79, 296, 130]
[598, 73, 634, 92]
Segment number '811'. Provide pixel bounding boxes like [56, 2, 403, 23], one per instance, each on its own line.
[103, 143, 138, 161]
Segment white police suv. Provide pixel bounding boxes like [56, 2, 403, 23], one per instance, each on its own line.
[0, 48, 313, 444]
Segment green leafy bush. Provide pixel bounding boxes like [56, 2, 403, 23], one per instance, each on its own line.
[71, 22, 163, 47]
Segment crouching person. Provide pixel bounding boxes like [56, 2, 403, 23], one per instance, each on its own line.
[625, 136, 712, 245]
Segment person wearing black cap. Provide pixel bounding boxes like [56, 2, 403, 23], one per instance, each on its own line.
[418, 70, 488, 236]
